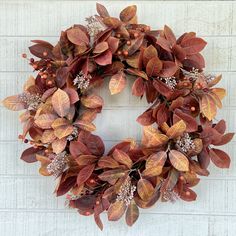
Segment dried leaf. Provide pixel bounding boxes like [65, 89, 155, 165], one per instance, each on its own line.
[93, 42, 109, 54]
[77, 164, 95, 187]
[52, 138, 67, 154]
[137, 178, 154, 201]
[143, 45, 158, 67]
[146, 57, 163, 77]
[169, 150, 189, 171]
[113, 149, 133, 169]
[166, 120, 186, 139]
[34, 113, 57, 129]
[98, 156, 120, 169]
[67, 27, 89, 45]
[119, 5, 137, 22]
[20, 147, 40, 163]
[74, 120, 96, 132]
[109, 72, 126, 95]
[164, 25, 176, 46]
[98, 169, 126, 185]
[159, 61, 178, 77]
[108, 201, 126, 221]
[96, 3, 110, 18]
[201, 94, 217, 121]
[132, 77, 145, 96]
[2, 95, 25, 111]
[209, 148, 230, 168]
[181, 37, 207, 55]
[125, 200, 139, 226]
[81, 94, 103, 108]
[94, 49, 112, 66]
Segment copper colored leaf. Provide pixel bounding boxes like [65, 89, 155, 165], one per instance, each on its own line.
[201, 94, 217, 121]
[109, 72, 126, 95]
[81, 94, 103, 108]
[119, 5, 137, 22]
[98, 156, 120, 169]
[103, 17, 122, 29]
[143, 45, 158, 67]
[77, 164, 95, 187]
[63, 88, 79, 104]
[98, 169, 126, 185]
[74, 120, 96, 132]
[214, 133, 234, 146]
[211, 88, 226, 100]
[67, 27, 89, 45]
[169, 150, 189, 171]
[164, 25, 176, 46]
[166, 120, 186, 139]
[143, 151, 167, 177]
[52, 89, 70, 117]
[96, 3, 110, 17]
[155, 37, 171, 52]
[128, 35, 144, 56]
[108, 201, 126, 221]
[137, 178, 154, 201]
[136, 110, 155, 126]
[54, 124, 74, 139]
[113, 149, 133, 169]
[107, 36, 119, 54]
[209, 148, 230, 168]
[125, 200, 139, 226]
[146, 57, 163, 77]
[52, 138, 67, 154]
[180, 188, 197, 201]
[132, 77, 145, 96]
[76, 155, 98, 166]
[85, 134, 105, 156]
[34, 113, 57, 129]
[93, 42, 109, 54]
[181, 37, 207, 55]
[126, 52, 140, 69]
[29, 43, 53, 59]
[142, 126, 169, 148]
[126, 68, 148, 80]
[20, 147, 40, 163]
[2, 95, 25, 111]
[158, 61, 178, 77]
[69, 140, 90, 157]
[94, 49, 112, 66]
[41, 129, 56, 143]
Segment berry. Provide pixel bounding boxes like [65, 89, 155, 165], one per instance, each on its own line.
[123, 50, 129, 56]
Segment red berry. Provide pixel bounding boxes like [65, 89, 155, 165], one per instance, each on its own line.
[21, 53, 27, 58]
[123, 50, 129, 56]
[190, 106, 196, 112]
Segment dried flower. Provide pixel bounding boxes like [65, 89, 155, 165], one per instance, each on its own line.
[47, 151, 68, 177]
[67, 127, 79, 141]
[73, 71, 91, 91]
[19, 92, 41, 111]
[176, 133, 195, 153]
[116, 177, 136, 206]
[160, 77, 177, 89]
[85, 16, 105, 37]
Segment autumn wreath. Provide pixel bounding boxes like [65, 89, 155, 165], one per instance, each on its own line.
[2, 3, 234, 229]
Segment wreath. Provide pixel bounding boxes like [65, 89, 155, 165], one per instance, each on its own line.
[2, 3, 234, 229]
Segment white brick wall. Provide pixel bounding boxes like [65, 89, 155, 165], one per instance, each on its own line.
[0, 1, 236, 235]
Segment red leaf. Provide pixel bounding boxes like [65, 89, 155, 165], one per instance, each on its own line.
[94, 50, 112, 66]
[159, 61, 178, 77]
[113, 149, 133, 169]
[136, 110, 155, 126]
[181, 37, 207, 55]
[77, 164, 95, 187]
[96, 3, 110, 17]
[85, 134, 105, 156]
[20, 147, 41, 163]
[69, 140, 90, 157]
[108, 201, 126, 221]
[132, 77, 145, 96]
[146, 57, 163, 77]
[209, 148, 230, 168]
[67, 27, 89, 45]
[29, 43, 53, 59]
[156, 37, 171, 52]
[125, 200, 139, 226]
[164, 25, 176, 46]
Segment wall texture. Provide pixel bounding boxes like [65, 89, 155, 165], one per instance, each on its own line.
[0, 1, 236, 235]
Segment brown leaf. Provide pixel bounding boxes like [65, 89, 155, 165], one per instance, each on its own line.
[143, 151, 167, 177]
[85, 134, 105, 156]
[159, 61, 178, 77]
[98, 156, 120, 169]
[94, 49, 112, 66]
[67, 27, 89, 45]
[137, 109, 155, 126]
[41, 129, 56, 143]
[74, 120, 96, 132]
[127, 35, 144, 56]
[98, 169, 126, 185]
[164, 25, 176, 46]
[20, 147, 41, 163]
[52, 89, 70, 117]
[137, 179, 154, 201]
[119, 5, 137, 22]
[63, 88, 79, 104]
[127, 68, 148, 80]
[126, 52, 140, 68]
[181, 37, 207, 55]
[34, 113, 57, 129]
[109, 72, 126, 95]
[29, 43, 53, 59]
[125, 200, 139, 226]
[132, 77, 145, 96]
[209, 148, 230, 168]
[103, 17, 122, 29]
[113, 149, 133, 169]
[107, 36, 119, 54]
[169, 150, 189, 171]
[76, 155, 98, 166]
[2, 95, 25, 111]
[166, 120, 186, 139]
[143, 45, 158, 67]
[211, 88, 226, 100]
[108, 201, 126, 221]
[36, 154, 51, 176]
[54, 124, 74, 139]
[214, 133, 234, 146]
[96, 3, 110, 17]
[77, 164, 95, 187]
[81, 94, 103, 108]
[93, 42, 109, 54]
[69, 140, 90, 157]
[155, 37, 171, 52]
[52, 138, 67, 154]
[146, 57, 163, 77]
[142, 126, 168, 148]
[201, 94, 217, 121]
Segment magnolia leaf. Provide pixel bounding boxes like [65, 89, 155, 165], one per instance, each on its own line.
[74, 120, 96, 132]
[98, 169, 126, 185]
[103, 17, 122, 29]
[143, 151, 167, 177]
[54, 124, 74, 139]
[67, 27, 89, 45]
[132, 77, 145, 96]
[52, 138, 67, 154]
[2, 95, 25, 111]
[109, 72, 126, 95]
[201, 94, 217, 121]
[52, 89, 70, 117]
[76, 155, 98, 166]
[96, 3, 110, 17]
[94, 50, 112, 66]
[136, 110, 155, 126]
[146, 57, 163, 77]
[143, 45, 158, 67]
[127, 35, 144, 56]
[125, 200, 139, 226]
[34, 113, 57, 129]
[113, 149, 133, 169]
[41, 129, 56, 143]
[119, 5, 137, 22]
[169, 150, 189, 171]
[20, 147, 40, 163]
[98, 156, 120, 169]
[156, 37, 171, 52]
[108, 201, 126, 221]
[107, 36, 119, 53]
[209, 148, 230, 168]
[51, 118, 69, 129]
[137, 178, 154, 201]
[77, 164, 95, 187]
[159, 61, 178, 77]
[142, 126, 169, 148]
[126, 52, 140, 69]
[164, 25, 176, 46]
[181, 37, 207, 55]
[166, 120, 186, 139]
[93, 42, 109, 54]
[81, 94, 103, 108]
[69, 140, 90, 157]
[126, 68, 148, 80]
[214, 133, 235, 146]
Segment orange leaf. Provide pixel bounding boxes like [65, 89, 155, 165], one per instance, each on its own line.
[93, 42, 109, 54]
[209, 148, 230, 168]
[119, 5, 137, 22]
[125, 200, 139, 226]
[52, 89, 70, 117]
[137, 179, 154, 201]
[132, 77, 145, 96]
[98, 156, 120, 169]
[143, 151, 167, 177]
[2, 95, 25, 111]
[96, 3, 110, 18]
[52, 138, 67, 154]
[103, 17, 122, 29]
[109, 72, 126, 95]
[201, 94, 217, 121]
[143, 45, 158, 67]
[74, 119, 96, 132]
[108, 201, 126, 221]
[113, 149, 133, 169]
[54, 124, 74, 139]
[211, 88, 226, 100]
[146, 57, 163, 77]
[81, 94, 103, 108]
[34, 113, 57, 129]
[169, 150, 189, 171]
[67, 27, 89, 45]
[166, 120, 186, 139]
[77, 164, 95, 187]
[164, 25, 176, 46]
[41, 129, 56, 143]
[98, 169, 126, 185]
[142, 126, 168, 148]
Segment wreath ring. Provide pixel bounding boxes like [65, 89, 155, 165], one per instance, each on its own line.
[2, 3, 234, 230]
